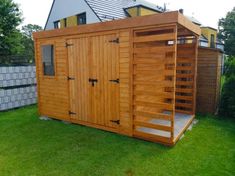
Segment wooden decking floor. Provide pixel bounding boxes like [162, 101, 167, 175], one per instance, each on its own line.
[137, 112, 194, 140]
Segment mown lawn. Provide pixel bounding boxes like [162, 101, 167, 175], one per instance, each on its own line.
[0, 106, 234, 176]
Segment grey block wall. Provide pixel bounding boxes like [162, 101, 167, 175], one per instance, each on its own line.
[0, 66, 37, 111]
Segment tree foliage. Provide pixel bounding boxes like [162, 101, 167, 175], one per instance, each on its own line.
[0, 0, 22, 55]
[20, 24, 42, 61]
[218, 7, 235, 56]
[219, 57, 235, 118]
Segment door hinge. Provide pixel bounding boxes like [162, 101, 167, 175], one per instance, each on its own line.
[67, 76, 75, 81]
[65, 42, 74, 47]
[109, 38, 119, 44]
[69, 111, 76, 115]
[109, 79, 119, 84]
[89, 78, 98, 87]
[110, 120, 120, 125]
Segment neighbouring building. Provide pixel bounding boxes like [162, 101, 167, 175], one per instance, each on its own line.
[45, 0, 164, 30]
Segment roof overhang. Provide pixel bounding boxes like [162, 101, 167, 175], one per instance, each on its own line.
[34, 11, 201, 39]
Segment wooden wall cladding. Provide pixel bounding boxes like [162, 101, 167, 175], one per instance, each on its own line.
[197, 48, 222, 114]
[35, 39, 70, 120]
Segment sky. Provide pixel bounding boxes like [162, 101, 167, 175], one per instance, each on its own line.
[14, 0, 235, 29]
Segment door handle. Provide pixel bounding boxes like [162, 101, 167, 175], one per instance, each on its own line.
[89, 78, 98, 87]
[109, 79, 119, 84]
[110, 120, 120, 125]
[67, 76, 75, 81]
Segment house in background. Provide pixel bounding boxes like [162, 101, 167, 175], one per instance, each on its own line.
[45, 0, 164, 30]
[45, 0, 223, 51]
[200, 27, 224, 50]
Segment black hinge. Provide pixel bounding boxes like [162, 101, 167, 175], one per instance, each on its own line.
[109, 79, 119, 84]
[109, 38, 119, 44]
[110, 120, 120, 125]
[67, 76, 75, 81]
[89, 78, 98, 87]
[69, 111, 76, 115]
[66, 43, 74, 47]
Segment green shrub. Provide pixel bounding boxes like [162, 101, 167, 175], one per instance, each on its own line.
[219, 57, 235, 118]
[224, 56, 235, 76]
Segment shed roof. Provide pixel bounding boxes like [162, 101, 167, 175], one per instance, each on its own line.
[34, 11, 201, 39]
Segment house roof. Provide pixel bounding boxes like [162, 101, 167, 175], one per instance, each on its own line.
[85, 0, 163, 21]
[186, 16, 201, 26]
[199, 34, 208, 42]
[201, 26, 217, 31]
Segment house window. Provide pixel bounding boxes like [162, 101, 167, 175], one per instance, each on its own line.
[77, 13, 86, 25]
[210, 34, 215, 48]
[54, 20, 61, 29]
[64, 18, 67, 27]
[41, 45, 55, 76]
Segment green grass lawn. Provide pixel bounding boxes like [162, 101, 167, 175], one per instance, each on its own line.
[0, 106, 235, 176]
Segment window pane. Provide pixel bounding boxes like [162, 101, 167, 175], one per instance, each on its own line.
[77, 13, 86, 25]
[42, 45, 55, 76]
[54, 21, 61, 29]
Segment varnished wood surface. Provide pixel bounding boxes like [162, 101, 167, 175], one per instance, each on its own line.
[34, 13, 199, 145]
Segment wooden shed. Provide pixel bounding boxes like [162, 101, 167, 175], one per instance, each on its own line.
[33, 11, 201, 146]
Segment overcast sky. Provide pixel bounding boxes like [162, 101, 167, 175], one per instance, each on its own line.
[14, 0, 234, 29]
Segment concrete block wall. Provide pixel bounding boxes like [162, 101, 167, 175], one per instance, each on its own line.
[0, 66, 37, 111]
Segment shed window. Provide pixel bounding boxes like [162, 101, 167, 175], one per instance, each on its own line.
[42, 45, 55, 76]
[77, 13, 86, 25]
[54, 20, 61, 29]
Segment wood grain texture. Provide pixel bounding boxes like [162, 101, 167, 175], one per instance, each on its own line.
[196, 47, 222, 114]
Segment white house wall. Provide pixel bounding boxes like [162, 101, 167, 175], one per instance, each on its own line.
[45, 0, 100, 30]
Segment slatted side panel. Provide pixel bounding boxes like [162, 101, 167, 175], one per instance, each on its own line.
[176, 42, 197, 114]
[132, 25, 177, 144]
[36, 38, 69, 120]
[119, 30, 132, 136]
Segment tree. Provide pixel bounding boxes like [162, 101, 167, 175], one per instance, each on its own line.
[218, 7, 235, 56]
[21, 24, 42, 39]
[218, 8, 235, 118]
[20, 24, 42, 61]
[0, 0, 22, 56]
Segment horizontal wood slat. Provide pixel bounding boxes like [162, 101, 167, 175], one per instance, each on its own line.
[134, 101, 174, 110]
[134, 121, 172, 132]
[176, 103, 193, 108]
[134, 111, 172, 120]
[133, 46, 175, 54]
[133, 130, 171, 144]
[133, 33, 175, 43]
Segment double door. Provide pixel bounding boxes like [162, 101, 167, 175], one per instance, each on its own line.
[67, 33, 120, 128]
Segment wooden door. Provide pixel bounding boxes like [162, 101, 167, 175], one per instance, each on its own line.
[102, 34, 120, 128]
[67, 37, 91, 122]
[68, 33, 120, 129]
